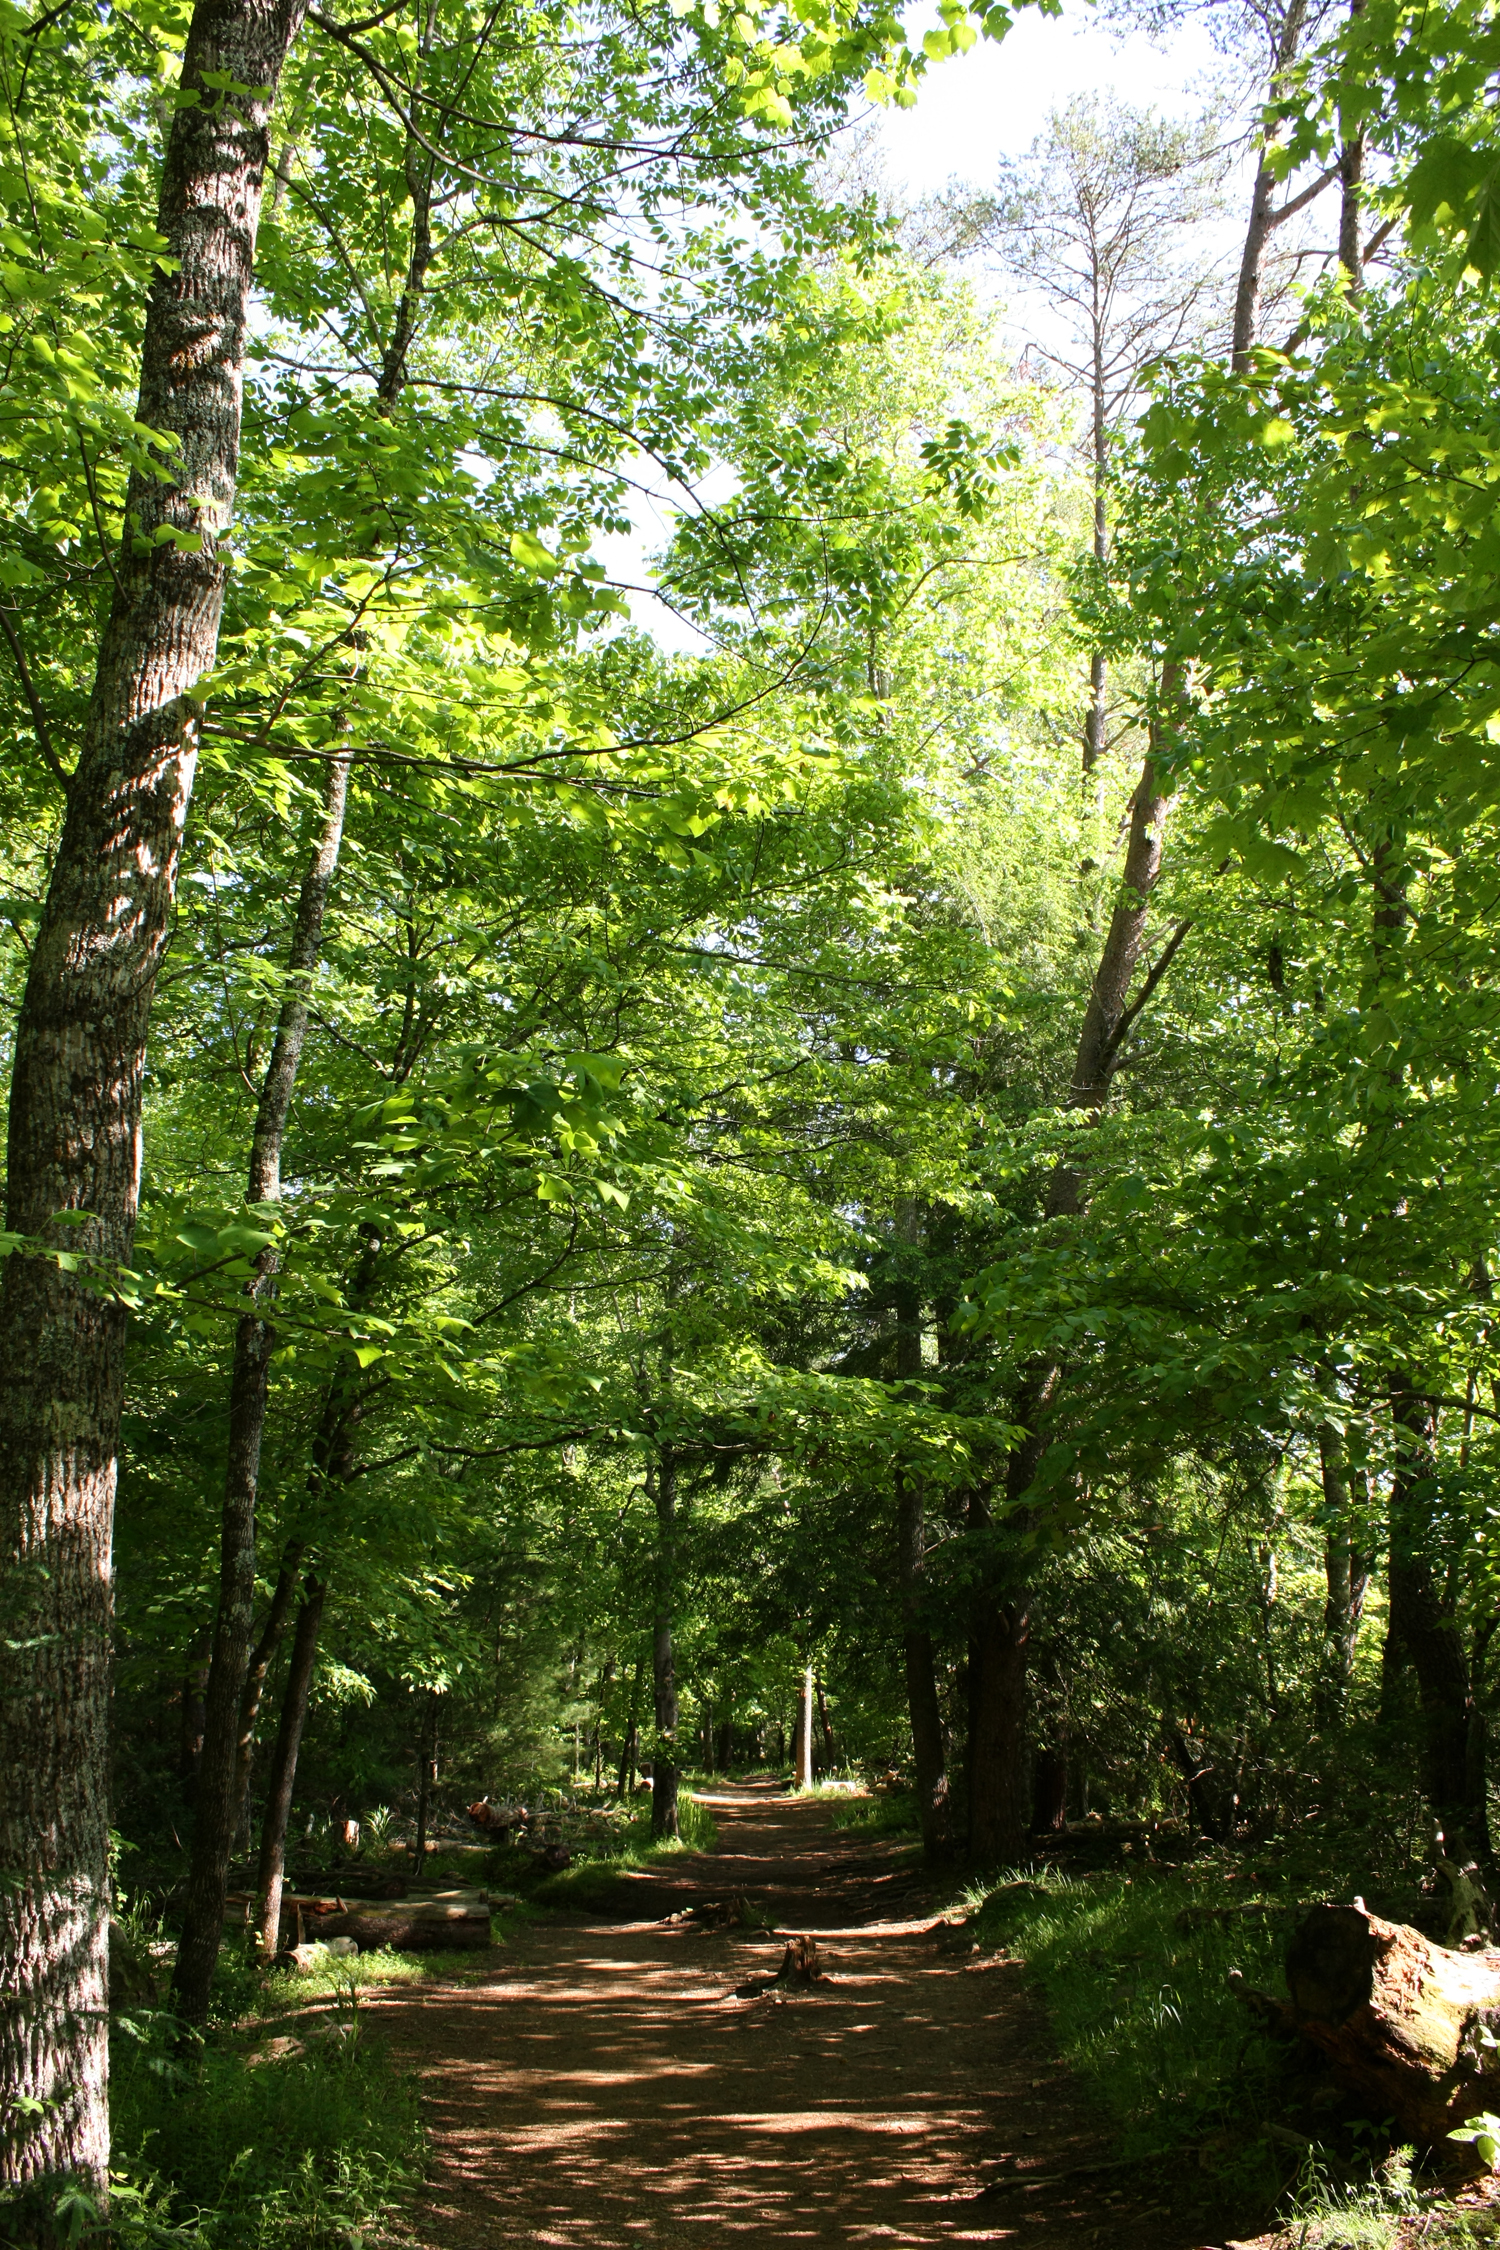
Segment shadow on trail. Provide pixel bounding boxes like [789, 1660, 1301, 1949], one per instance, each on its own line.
[371, 1780, 1259, 2249]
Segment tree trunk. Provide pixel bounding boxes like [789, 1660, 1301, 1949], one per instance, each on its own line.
[255, 1576, 327, 1964]
[179, 1648, 211, 1794]
[617, 1658, 640, 1799]
[797, 1662, 815, 1789]
[412, 1692, 438, 1869]
[816, 1678, 837, 1772]
[0, 0, 309, 2195]
[172, 748, 353, 2024]
[893, 1256, 952, 1858]
[231, 1539, 306, 1841]
[968, 1586, 1032, 1865]
[1385, 1390, 1490, 1864]
[1231, 0, 1310, 367]
[968, 758, 1170, 1861]
[1315, 1419, 1369, 1735]
[1257, 1902, 1500, 2143]
[650, 1457, 679, 1841]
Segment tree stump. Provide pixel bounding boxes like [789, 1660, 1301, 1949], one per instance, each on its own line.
[776, 1934, 825, 1985]
[1261, 1903, 1500, 2142]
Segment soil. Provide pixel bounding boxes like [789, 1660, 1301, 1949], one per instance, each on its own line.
[368, 1782, 1258, 2248]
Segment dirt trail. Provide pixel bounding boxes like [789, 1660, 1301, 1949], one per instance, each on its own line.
[371, 1784, 1236, 2248]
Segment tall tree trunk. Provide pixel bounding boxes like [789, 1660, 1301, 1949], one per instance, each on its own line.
[1315, 1418, 1369, 1735]
[230, 1538, 307, 1843]
[893, 1260, 952, 1857]
[1384, 1389, 1490, 1864]
[0, 0, 308, 2196]
[617, 1658, 641, 1800]
[1231, 0, 1311, 367]
[968, 754, 1169, 1864]
[796, 1662, 815, 1788]
[255, 1575, 327, 1963]
[412, 1693, 439, 1869]
[650, 1456, 679, 1841]
[173, 748, 353, 2023]
[899, 1476, 958, 1845]
[816, 1678, 837, 1772]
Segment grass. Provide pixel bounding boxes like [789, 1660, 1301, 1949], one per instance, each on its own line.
[962, 1862, 1303, 2204]
[530, 1789, 719, 1909]
[101, 1964, 426, 2249]
[959, 1850, 1500, 2241]
[829, 1788, 919, 1838]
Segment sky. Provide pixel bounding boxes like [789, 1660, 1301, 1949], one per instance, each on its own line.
[598, 0, 1238, 648]
[879, 1, 1227, 191]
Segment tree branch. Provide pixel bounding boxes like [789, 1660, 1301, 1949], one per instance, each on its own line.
[0, 604, 69, 791]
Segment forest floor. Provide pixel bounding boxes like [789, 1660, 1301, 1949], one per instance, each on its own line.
[366, 1781, 1264, 2249]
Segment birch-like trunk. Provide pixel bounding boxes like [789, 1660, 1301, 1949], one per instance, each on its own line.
[0, 0, 307, 2194]
[255, 1576, 327, 1963]
[173, 749, 352, 2023]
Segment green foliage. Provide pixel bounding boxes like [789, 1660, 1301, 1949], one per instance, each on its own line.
[966, 1868, 1288, 2177]
[530, 1790, 719, 1906]
[108, 2003, 425, 2249]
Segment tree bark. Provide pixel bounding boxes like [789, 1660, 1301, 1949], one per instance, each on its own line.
[231, 1538, 306, 1838]
[172, 747, 353, 2024]
[893, 1262, 952, 1858]
[650, 1457, 679, 1841]
[0, 0, 308, 2195]
[1314, 1418, 1369, 1735]
[1231, 0, 1311, 367]
[1384, 1389, 1490, 1864]
[816, 1678, 837, 1772]
[968, 754, 1169, 1863]
[1256, 1903, 1500, 2143]
[797, 1662, 815, 1788]
[255, 1575, 327, 1964]
[412, 1692, 438, 1869]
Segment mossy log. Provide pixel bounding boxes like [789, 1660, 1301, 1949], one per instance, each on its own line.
[1260, 1903, 1500, 2142]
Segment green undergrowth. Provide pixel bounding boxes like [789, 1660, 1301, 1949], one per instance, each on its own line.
[962, 1854, 1493, 2240]
[965, 1864, 1294, 2198]
[830, 1788, 919, 1837]
[99, 1973, 426, 2248]
[532, 1790, 719, 1908]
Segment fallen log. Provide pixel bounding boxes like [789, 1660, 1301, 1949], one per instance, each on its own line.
[1252, 1902, 1500, 2143]
[311, 1904, 493, 1954]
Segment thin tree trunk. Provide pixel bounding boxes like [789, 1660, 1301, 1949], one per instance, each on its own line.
[231, 1538, 307, 1843]
[617, 1658, 641, 1799]
[0, 0, 308, 2192]
[173, 748, 353, 2023]
[816, 1678, 837, 1772]
[650, 1456, 679, 1841]
[412, 1693, 438, 1869]
[797, 1662, 815, 1788]
[968, 752, 1170, 1863]
[1315, 1418, 1368, 1734]
[255, 1576, 327, 1963]
[1231, 0, 1311, 367]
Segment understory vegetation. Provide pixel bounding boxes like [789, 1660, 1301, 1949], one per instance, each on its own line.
[10, 0, 1500, 2234]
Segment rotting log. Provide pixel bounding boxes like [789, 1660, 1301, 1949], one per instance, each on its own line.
[230, 1891, 492, 1953]
[1250, 1902, 1500, 2142]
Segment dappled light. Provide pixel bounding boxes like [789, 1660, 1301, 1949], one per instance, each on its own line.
[374, 1789, 1208, 2248]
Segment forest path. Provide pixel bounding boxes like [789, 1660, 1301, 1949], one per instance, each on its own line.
[372, 1784, 1234, 2249]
